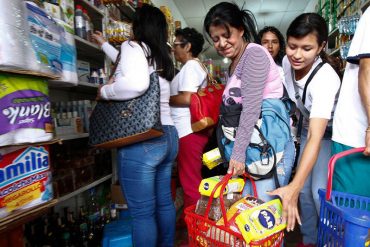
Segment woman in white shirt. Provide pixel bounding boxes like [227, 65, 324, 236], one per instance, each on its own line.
[268, 13, 341, 247]
[169, 28, 207, 223]
[92, 5, 177, 247]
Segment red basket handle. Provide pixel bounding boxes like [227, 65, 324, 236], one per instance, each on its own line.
[204, 171, 257, 226]
[326, 147, 365, 201]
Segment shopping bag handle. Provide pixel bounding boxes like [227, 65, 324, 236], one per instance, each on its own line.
[204, 171, 257, 226]
[326, 147, 365, 201]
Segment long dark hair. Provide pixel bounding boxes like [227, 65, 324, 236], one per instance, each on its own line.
[287, 13, 341, 77]
[203, 2, 259, 44]
[258, 26, 285, 66]
[132, 4, 174, 81]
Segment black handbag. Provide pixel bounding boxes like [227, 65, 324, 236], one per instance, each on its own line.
[89, 71, 163, 149]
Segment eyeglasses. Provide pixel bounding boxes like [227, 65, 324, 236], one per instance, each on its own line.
[172, 41, 187, 47]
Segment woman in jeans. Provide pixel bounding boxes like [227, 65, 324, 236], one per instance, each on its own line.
[92, 4, 177, 247]
[203, 2, 295, 202]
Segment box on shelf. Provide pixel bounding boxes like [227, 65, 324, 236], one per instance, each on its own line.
[111, 184, 127, 209]
[54, 117, 84, 136]
[0, 146, 53, 218]
[77, 60, 90, 82]
[43, 2, 62, 20]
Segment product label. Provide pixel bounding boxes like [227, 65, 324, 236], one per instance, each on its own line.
[0, 90, 51, 135]
[26, 2, 62, 75]
[0, 75, 51, 135]
[0, 146, 52, 217]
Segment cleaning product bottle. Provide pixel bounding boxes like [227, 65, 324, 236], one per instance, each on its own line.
[82, 8, 93, 42]
[75, 5, 86, 39]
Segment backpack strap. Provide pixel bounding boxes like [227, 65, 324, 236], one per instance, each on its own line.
[291, 62, 325, 139]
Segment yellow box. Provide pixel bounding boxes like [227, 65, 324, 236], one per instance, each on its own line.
[202, 148, 223, 170]
[235, 199, 286, 243]
[198, 176, 245, 198]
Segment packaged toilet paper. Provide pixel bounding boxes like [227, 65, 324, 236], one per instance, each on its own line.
[0, 73, 53, 147]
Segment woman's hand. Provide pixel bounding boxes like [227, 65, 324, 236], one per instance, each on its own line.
[96, 85, 103, 100]
[228, 159, 245, 176]
[267, 183, 302, 231]
[91, 31, 107, 47]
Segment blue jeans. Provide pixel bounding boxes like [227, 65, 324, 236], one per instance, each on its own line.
[117, 125, 179, 247]
[298, 129, 331, 245]
[242, 139, 295, 201]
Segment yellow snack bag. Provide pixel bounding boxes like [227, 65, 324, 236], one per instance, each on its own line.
[198, 176, 245, 198]
[235, 199, 286, 243]
[202, 148, 223, 170]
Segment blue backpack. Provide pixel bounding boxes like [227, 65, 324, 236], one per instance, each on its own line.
[217, 98, 292, 184]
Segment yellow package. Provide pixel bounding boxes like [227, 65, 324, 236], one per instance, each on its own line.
[203, 148, 223, 170]
[216, 196, 264, 234]
[235, 199, 286, 243]
[199, 176, 245, 198]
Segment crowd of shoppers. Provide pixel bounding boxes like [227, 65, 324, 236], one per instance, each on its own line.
[91, 2, 370, 246]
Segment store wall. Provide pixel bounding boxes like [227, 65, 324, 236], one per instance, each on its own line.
[151, 0, 188, 28]
[305, 0, 318, 12]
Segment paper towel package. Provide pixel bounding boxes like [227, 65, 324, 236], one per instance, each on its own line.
[0, 146, 53, 218]
[0, 0, 63, 78]
[0, 74, 53, 147]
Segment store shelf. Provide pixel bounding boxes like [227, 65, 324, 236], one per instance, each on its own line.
[115, 2, 135, 20]
[57, 174, 113, 203]
[75, 0, 104, 17]
[0, 199, 58, 234]
[330, 47, 340, 56]
[78, 81, 99, 88]
[337, 0, 357, 19]
[361, 0, 370, 12]
[328, 27, 339, 39]
[58, 132, 89, 141]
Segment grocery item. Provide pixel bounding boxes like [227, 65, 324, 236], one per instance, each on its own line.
[195, 193, 242, 221]
[0, 73, 53, 146]
[75, 5, 86, 39]
[199, 176, 244, 198]
[235, 199, 286, 243]
[216, 196, 264, 234]
[0, 146, 53, 218]
[202, 148, 223, 170]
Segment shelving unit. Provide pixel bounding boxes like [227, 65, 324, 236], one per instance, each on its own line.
[58, 174, 113, 203]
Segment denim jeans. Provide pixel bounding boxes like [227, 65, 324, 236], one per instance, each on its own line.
[117, 125, 179, 247]
[242, 139, 295, 201]
[299, 129, 331, 245]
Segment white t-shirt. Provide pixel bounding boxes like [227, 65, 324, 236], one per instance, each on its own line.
[100, 41, 174, 126]
[170, 60, 207, 138]
[282, 56, 341, 129]
[332, 8, 370, 147]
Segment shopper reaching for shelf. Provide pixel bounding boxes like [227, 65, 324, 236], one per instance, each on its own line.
[92, 5, 178, 247]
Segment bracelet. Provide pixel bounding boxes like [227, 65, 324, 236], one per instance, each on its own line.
[366, 126, 370, 132]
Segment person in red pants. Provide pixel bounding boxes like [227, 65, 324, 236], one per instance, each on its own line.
[169, 27, 208, 222]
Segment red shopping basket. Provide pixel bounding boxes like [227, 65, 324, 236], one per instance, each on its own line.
[317, 147, 370, 247]
[184, 173, 284, 246]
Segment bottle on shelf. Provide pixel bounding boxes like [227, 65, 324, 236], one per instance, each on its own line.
[75, 5, 87, 39]
[98, 68, 107, 84]
[82, 8, 94, 42]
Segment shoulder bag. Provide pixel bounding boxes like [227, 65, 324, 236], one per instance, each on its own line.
[89, 51, 163, 149]
[189, 61, 225, 132]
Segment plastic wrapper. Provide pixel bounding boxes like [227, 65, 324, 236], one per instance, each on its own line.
[195, 193, 242, 221]
[0, 73, 53, 146]
[0, 0, 62, 77]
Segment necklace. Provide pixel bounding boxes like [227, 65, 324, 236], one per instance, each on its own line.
[229, 42, 248, 75]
